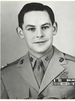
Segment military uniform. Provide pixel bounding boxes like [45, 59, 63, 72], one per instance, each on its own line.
[1, 46, 75, 99]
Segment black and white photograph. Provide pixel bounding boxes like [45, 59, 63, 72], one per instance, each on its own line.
[1, 1, 75, 99]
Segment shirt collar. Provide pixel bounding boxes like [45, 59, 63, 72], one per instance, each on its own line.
[28, 46, 54, 70]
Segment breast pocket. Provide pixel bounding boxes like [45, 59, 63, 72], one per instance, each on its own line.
[47, 85, 75, 99]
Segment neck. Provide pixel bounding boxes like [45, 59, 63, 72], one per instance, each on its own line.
[28, 46, 53, 58]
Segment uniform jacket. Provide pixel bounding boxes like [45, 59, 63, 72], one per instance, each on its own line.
[1, 46, 75, 99]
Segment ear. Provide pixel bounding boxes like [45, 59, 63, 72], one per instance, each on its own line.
[52, 22, 58, 36]
[16, 27, 24, 39]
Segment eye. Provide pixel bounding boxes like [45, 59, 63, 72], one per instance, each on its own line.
[42, 26, 50, 30]
[27, 28, 35, 32]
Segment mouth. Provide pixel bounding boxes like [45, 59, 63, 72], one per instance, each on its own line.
[34, 40, 48, 44]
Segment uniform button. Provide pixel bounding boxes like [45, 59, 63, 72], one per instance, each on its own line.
[20, 59, 24, 64]
[30, 57, 33, 62]
[45, 57, 49, 61]
[59, 57, 64, 62]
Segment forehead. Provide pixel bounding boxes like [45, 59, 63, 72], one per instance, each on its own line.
[23, 11, 51, 25]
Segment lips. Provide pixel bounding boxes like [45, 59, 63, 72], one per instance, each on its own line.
[34, 40, 48, 44]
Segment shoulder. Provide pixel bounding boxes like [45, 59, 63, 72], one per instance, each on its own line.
[64, 53, 75, 70]
[57, 48, 75, 70]
[64, 53, 75, 69]
[54, 46, 75, 62]
[63, 53, 75, 77]
[1, 53, 28, 73]
[53, 46, 75, 73]
[54, 46, 75, 77]
[64, 53, 75, 62]
[1, 58, 20, 76]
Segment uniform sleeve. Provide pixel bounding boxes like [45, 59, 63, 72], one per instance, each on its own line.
[1, 78, 9, 99]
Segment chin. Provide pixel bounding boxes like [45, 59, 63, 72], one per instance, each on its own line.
[35, 50, 46, 53]
[33, 46, 50, 53]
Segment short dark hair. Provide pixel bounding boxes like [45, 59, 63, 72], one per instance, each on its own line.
[18, 2, 55, 29]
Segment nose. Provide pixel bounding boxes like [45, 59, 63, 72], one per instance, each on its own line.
[36, 29, 44, 38]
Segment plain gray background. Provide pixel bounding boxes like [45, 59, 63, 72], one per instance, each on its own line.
[1, 1, 75, 67]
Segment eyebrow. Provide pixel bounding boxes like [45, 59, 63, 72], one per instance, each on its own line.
[41, 23, 51, 26]
[25, 25, 35, 29]
[25, 23, 51, 29]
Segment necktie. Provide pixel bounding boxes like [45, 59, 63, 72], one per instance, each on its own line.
[33, 59, 45, 87]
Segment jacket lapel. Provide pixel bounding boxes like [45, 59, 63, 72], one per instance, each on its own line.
[39, 47, 67, 94]
[18, 53, 39, 92]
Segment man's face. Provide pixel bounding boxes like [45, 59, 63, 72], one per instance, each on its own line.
[22, 11, 56, 54]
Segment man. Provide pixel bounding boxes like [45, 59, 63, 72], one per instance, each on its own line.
[1, 2, 75, 99]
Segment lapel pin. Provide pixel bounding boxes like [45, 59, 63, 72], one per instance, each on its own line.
[59, 57, 64, 62]
[30, 57, 33, 62]
[20, 59, 24, 64]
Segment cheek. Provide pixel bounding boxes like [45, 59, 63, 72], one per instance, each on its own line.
[24, 33, 32, 42]
[45, 31, 53, 39]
